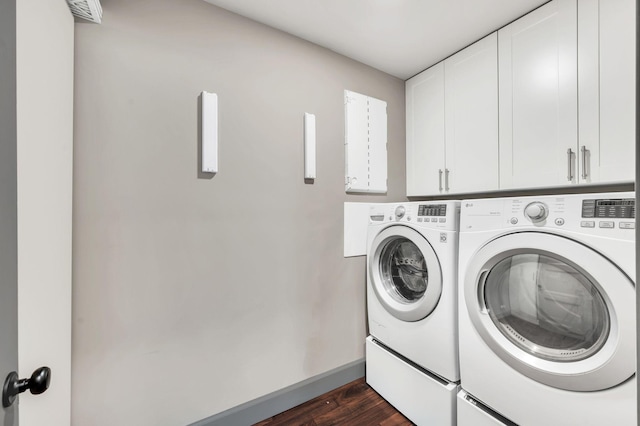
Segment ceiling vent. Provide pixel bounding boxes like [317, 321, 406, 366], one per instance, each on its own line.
[66, 0, 102, 24]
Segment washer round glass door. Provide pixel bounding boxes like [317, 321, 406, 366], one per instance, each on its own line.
[464, 232, 636, 391]
[369, 225, 442, 322]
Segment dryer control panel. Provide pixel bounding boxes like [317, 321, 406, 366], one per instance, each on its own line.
[582, 198, 635, 219]
[460, 192, 635, 238]
[579, 197, 635, 231]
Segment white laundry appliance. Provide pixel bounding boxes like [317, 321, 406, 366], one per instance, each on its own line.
[366, 201, 460, 425]
[458, 192, 636, 425]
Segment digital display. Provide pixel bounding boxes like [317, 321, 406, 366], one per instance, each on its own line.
[418, 204, 447, 217]
[582, 198, 635, 219]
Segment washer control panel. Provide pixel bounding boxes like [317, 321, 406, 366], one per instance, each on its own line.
[418, 204, 447, 217]
[417, 203, 449, 224]
[370, 202, 460, 230]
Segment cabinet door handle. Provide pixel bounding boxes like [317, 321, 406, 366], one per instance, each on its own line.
[444, 169, 450, 192]
[438, 169, 443, 192]
[566, 148, 574, 182]
[581, 146, 589, 179]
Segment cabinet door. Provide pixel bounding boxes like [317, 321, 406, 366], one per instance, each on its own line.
[578, 0, 635, 184]
[444, 33, 499, 194]
[498, 0, 578, 189]
[406, 63, 445, 196]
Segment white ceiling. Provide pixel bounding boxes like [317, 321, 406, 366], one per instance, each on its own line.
[203, 0, 549, 79]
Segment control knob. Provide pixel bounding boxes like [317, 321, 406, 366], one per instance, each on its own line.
[395, 206, 406, 219]
[524, 202, 548, 223]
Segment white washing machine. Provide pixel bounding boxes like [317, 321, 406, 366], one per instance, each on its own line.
[458, 192, 636, 425]
[366, 201, 460, 425]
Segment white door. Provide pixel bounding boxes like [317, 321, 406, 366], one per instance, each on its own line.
[1, 0, 73, 424]
[498, 0, 578, 189]
[444, 32, 499, 194]
[369, 226, 443, 322]
[578, 0, 636, 184]
[0, 220, 51, 424]
[1, 0, 19, 422]
[463, 232, 635, 391]
[0, 71, 19, 426]
[406, 63, 445, 196]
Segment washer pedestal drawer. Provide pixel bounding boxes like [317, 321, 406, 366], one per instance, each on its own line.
[365, 336, 458, 426]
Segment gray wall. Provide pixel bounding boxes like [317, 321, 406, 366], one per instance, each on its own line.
[72, 1, 405, 424]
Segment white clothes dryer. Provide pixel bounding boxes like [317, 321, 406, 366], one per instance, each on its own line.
[366, 201, 461, 425]
[458, 192, 636, 425]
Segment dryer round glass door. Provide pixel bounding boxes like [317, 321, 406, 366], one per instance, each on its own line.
[369, 225, 442, 322]
[464, 232, 635, 392]
[483, 253, 610, 363]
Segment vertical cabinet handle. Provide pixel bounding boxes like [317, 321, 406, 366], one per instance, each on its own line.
[438, 169, 443, 192]
[566, 148, 574, 182]
[581, 146, 589, 179]
[444, 169, 450, 192]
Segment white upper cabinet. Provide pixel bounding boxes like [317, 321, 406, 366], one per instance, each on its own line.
[406, 62, 445, 196]
[578, 0, 636, 184]
[406, 34, 498, 196]
[406, 0, 635, 196]
[444, 33, 499, 194]
[498, 0, 578, 190]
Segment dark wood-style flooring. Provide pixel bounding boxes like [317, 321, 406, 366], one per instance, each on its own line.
[254, 378, 415, 426]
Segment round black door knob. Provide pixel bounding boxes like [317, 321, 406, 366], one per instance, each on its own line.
[2, 366, 51, 408]
[27, 366, 51, 395]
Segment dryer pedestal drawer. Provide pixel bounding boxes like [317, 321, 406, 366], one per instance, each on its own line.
[365, 336, 458, 426]
[457, 389, 514, 426]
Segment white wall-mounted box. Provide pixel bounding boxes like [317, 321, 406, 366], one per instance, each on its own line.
[201, 91, 218, 174]
[304, 112, 316, 179]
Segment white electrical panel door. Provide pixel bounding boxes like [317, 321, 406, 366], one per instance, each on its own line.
[345, 91, 369, 192]
[405, 63, 445, 196]
[498, 0, 578, 189]
[368, 97, 388, 192]
[344, 90, 387, 193]
[578, 0, 636, 184]
[444, 33, 499, 194]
